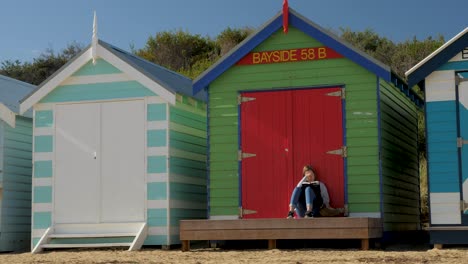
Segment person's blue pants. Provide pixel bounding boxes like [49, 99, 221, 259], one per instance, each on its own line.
[289, 186, 321, 217]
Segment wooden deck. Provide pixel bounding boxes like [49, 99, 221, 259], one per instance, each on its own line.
[180, 217, 382, 251]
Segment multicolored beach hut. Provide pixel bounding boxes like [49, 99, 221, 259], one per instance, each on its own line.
[0, 75, 35, 251]
[20, 35, 207, 252]
[193, 8, 422, 233]
[406, 27, 468, 247]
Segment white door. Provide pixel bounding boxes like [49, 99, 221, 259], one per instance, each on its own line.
[55, 103, 100, 224]
[101, 100, 146, 222]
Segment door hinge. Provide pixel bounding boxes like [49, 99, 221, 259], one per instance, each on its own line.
[326, 146, 347, 158]
[238, 95, 256, 105]
[460, 200, 468, 212]
[238, 150, 257, 161]
[239, 207, 257, 218]
[326, 90, 345, 99]
[457, 137, 468, 148]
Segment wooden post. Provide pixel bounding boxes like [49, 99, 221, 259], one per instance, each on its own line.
[361, 239, 369, 250]
[181, 240, 190, 251]
[434, 244, 443, 250]
[268, 239, 277, 250]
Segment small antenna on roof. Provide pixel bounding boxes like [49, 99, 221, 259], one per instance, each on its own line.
[92, 11, 98, 65]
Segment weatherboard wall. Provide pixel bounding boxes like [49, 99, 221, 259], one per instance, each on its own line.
[207, 27, 381, 219]
[31, 57, 206, 248]
[379, 79, 420, 231]
[0, 117, 32, 251]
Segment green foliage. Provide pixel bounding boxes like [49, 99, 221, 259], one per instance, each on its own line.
[0, 42, 84, 85]
[216, 27, 254, 56]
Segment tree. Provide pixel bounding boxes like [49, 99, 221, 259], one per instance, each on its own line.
[216, 27, 254, 56]
[0, 42, 84, 85]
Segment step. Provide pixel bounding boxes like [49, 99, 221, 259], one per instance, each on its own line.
[53, 222, 144, 234]
[49, 233, 136, 238]
[42, 243, 131, 249]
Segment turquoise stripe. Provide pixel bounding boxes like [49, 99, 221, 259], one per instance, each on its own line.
[72, 59, 122, 76]
[40, 81, 156, 103]
[148, 156, 167, 173]
[147, 104, 167, 121]
[147, 130, 167, 147]
[437, 61, 468, 71]
[147, 209, 168, 227]
[34, 136, 53, 152]
[33, 212, 51, 229]
[34, 186, 52, 203]
[34, 161, 53, 178]
[32, 237, 41, 247]
[426, 101, 455, 113]
[144, 235, 167, 245]
[35, 110, 53, 128]
[147, 182, 167, 200]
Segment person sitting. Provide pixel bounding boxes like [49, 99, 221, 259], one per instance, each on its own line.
[287, 164, 346, 218]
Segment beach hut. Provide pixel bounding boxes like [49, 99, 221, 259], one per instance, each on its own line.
[0, 75, 35, 251]
[192, 8, 422, 235]
[20, 29, 207, 252]
[406, 27, 468, 247]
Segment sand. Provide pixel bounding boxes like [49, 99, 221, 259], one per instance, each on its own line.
[1, 246, 468, 264]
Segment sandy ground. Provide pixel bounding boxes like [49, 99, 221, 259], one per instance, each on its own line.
[1, 245, 468, 264]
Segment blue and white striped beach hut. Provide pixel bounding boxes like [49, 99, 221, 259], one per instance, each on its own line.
[406, 27, 468, 247]
[20, 36, 207, 253]
[0, 75, 35, 251]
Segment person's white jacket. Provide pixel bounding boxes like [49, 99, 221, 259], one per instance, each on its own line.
[296, 176, 330, 207]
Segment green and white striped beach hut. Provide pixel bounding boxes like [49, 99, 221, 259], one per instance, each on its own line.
[0, 75, 35, 252]
[20, 35, 207, 252]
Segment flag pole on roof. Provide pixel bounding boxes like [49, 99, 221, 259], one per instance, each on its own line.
[92, 11, 98, 65]
[283, 0, 289, 34]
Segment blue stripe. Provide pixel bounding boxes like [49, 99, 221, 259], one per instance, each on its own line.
[34, 136, 53, 152]
[72, 58, 123, 76]
[147, 104, 167, 121]
[35, 110, 53, 128]
[33, 212, 51, 229]
[34, 160, 53, 178]
[144, 235, 167, 245]
[34, 186, 52, 203]
[147, 130, 167, 147]
[147, 182, 167, 200]
[147, 209, 167, 226]
[426, 101, 456, 113]
[147, 156, 167, 173]
[438, 61, 468, 71]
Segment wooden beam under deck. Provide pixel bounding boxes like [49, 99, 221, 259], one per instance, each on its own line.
[180, 217, 382, 251]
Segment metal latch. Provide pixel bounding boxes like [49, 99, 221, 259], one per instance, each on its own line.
[238, 95, 256, 104]
[460, 200, 468, 212]
[326, 146, 347, 158]
[238, 150, 257, 161]
[457, 137, 468, 148]
[326, 90, 345, 99]
[239, 207, 258, 218]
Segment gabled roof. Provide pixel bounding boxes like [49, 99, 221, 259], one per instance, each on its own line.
[193, 8, 392, 94]
[20, 39, 205, 114]
[0, 74, 35, 127]
[406, 27, 468, 87]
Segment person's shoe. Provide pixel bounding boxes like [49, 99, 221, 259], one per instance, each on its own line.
[304, 210, 313, 218]
[287, 211, 294, 219]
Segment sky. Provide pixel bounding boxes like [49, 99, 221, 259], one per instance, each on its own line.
[0, 0, 466, 63]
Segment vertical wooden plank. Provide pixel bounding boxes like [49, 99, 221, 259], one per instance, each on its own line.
[361, 239, 369, 250]
[181, 240, 190, 251]
[268, 239, 277, 250]
[434, 244, 443, 250]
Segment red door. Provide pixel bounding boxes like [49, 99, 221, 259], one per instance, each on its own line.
[241, 87, 344, 218]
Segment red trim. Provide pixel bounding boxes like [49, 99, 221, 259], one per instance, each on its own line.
[283, 0, 289, 34]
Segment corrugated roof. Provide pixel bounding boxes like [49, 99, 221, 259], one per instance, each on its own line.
[99, 40, 206, 102]
[0, 74, 35, 117]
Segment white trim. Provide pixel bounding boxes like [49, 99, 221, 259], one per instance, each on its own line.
[34, 203, 53, 212]
[209, 215, 239, 220]
[348, 212, 381, 218]
[34, 104, 55, 111]
[20, 48, 93, 114]
[60, 73, 131, 86]
[147, 173, 168, 183]
[146, 96, 166, 104]
[32, 227, 52, 254]
[34, 127, 54, 136]
[405, 27, 468, 76]
[32, 228, 48, 238]
[148, 227, 168, 236]
[147, 200, 167, 209]
[34, 152, 54, 161]
[169, 173, 206, 185]
[97, 45, 176, 105]
[34, 178, 53, 187]
[0, 103, 16, 128]
[147, 121, 168, 130]
[147, 147, 168, 156]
